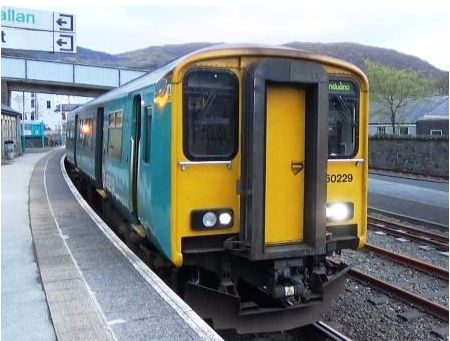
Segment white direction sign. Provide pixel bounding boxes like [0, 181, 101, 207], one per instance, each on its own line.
[1, 6, 76, 53]
[1, 7, 54, 31]
[1, 27, 53, 51]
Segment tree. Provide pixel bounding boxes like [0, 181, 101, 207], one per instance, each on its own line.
[433, 72, 449, 95]
[365, 60, 431, 134]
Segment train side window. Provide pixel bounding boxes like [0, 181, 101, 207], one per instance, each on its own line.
[79, 119, 84, 142]
[88, 118, 94, 149]
[107, 110, 123, 159]
[183, 69, 239, 161]
[143, 105, 153, 163]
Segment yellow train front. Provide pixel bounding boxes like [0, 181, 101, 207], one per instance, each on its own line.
[169, 45, 368, 333]
[68, 44, 369, 334]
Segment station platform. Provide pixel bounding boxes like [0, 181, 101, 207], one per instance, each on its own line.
[2, 149, 223, 341]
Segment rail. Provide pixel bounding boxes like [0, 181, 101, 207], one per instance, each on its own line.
[365, 243, 449, 281]
[368, 217, 449, 251]
[328, 259, 449, 322]
[368, 207, 448, 232]
[301, 321, 353, 341]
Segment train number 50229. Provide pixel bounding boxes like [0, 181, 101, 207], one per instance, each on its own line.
[327, 173, 353, 183]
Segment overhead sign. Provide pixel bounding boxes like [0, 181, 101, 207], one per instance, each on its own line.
[1, 27, 75, 52]
[1, 7, 76, 53]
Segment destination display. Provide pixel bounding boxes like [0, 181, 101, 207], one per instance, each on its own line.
[328, 80, 356, 94]
[1, 6, 76, 53]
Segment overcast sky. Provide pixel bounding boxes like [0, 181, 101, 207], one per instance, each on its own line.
[3, 1, 449, 70]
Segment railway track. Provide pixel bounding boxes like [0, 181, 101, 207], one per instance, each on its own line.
[364, 243, 449, 281]
[368, 216, 449, 251]
[368, 207, 448, 232]
[328, 258, 449, 322]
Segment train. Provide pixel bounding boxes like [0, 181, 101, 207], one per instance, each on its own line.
[66, 44, 369, 334]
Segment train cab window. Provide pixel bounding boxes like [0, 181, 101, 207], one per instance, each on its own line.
[328, 80, 359, 158]
[107, 110, 123, 159]
[183, 69, 238, 161]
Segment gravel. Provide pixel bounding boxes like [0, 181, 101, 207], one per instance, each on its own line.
[368, 230, 449, 269]
[337, 248, 449, 306]
[322, 224, 449, 341]
[321, 278, 449, 341]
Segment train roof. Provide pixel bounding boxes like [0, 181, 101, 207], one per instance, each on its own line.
[71, 44, 368, 114]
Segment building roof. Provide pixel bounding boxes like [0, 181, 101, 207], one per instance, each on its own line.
[370, 96, 449, 124]
[1, 103, 22, 117]
[416, 115, 449, 122]
[54, 104, 82, 112]
[427, 98, 449, 117]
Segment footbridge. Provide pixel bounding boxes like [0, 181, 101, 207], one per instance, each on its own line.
[1, 56, 148, 104]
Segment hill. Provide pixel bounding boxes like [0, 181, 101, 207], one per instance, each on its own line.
[2, 42, 447, 80]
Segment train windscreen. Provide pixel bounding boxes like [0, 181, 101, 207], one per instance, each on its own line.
[328, 80, 359, 158]
[183, 69, 239, 161]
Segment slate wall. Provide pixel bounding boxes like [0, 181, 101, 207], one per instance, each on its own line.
[369, 136, 449, 177]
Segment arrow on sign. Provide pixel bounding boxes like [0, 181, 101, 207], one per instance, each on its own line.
[56, 38, 67, 46]
[56, 18, 67, 26]
[55, 34, 73, 52]
[55, 14, 73, 31]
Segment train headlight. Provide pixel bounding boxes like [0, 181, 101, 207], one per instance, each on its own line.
[326, 202, 354, 222]
[202, 212, 217, 227]
[219, 212, 232, 225]
[191, 209, 234, 230]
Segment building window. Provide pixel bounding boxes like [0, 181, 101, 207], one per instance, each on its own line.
[31, 100, 35, 108]
[399, 126, 409, 135]
[377, 126, 386, 135]
[430, 129, 443, 136]
[47, 101, 51, 109]
[108, 110, 123, 159]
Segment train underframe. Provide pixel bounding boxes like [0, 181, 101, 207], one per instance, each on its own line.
[181, 241, 350, 334]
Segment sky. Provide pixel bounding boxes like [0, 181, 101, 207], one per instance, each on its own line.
[2, 1, 449, 70]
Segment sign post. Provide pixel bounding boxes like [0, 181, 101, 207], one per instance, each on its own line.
[1, 7, 76, 53]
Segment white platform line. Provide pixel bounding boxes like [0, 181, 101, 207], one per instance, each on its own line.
[44, 153, 117, 341]
[59, 154, 223, 341]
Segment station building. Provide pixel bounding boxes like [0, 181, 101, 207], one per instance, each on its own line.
[1, 103, 22, 159]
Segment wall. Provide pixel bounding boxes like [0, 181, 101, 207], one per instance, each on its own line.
[369, 136, 449, 177]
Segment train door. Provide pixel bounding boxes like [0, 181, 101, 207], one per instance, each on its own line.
[95, 107, 104, 188]
[74, 114, 79, 167]
[131, 94, 142, 215]
[265, 85, 305, 244]
[240, 59, 328, 259]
